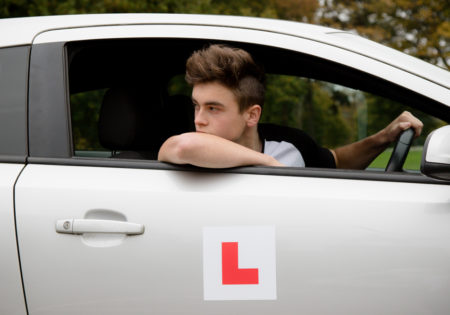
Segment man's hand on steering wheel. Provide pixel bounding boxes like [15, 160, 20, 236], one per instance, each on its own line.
[381, 111, 423, 144]
[381, 111, 423, 172]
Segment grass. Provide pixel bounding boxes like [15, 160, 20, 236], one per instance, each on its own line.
[368, 146, 423, 171]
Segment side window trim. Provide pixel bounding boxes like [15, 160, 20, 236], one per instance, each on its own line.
[28, 42, 71, 158]
[0, 45, 30, 161]
[26, 156, 449, 186]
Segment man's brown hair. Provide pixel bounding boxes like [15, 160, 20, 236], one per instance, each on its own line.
[185, 44, 265, 112]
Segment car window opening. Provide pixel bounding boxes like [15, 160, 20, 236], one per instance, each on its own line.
[68, 38, 446, 172]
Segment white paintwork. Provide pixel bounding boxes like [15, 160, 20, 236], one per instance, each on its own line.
[31, 24, 450, 108]
[0, 164, 26, 315]
[15, 164, 450, 314]
[0, 14, 448, 91]
[327, 32, 449, 89]
[425, 125, 450, 164]
[0, 14, 354, 47]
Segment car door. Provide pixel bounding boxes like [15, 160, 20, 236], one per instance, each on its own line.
[15, 164, 450, 314]
[15, 22, 450, 314]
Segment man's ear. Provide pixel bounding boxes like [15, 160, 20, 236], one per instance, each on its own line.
[245, 104, 262, 127]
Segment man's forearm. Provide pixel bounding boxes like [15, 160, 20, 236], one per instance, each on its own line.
[333, 111, 423, 170]
[158, 132, 283, 168]
[333, 130, 389, 169]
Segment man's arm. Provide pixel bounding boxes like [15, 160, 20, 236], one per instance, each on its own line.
[158, 132, 284, 168]
[332, 111, 423, 170]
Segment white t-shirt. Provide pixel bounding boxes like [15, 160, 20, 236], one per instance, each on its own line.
[258, 123, 335, 168]
[264, 140, 305, 167]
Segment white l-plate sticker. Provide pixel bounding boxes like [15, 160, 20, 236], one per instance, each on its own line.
[203, 226, 276, 300]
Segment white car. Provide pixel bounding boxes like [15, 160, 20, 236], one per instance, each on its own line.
[1, 14, 450, 315]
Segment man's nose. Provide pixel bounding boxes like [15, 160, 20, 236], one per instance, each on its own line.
[194, 108, 208, 127]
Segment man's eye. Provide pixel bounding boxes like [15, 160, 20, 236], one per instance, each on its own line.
[208, 106, 217, 111]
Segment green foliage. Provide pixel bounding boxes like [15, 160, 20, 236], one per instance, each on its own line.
[262, 75, 307, 127]
[168, 74, 192, 97]
[319, 0, 450, 70]
[262, 76, 353, 148]
[0, 0, 213, 17]
[366, 94, 446, 146]
[70, 89, 107, 151]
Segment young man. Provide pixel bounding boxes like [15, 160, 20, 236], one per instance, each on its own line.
[158, 44, 423, 169]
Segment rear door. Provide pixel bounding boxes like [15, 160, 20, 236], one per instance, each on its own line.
[15, 23, 450, 315]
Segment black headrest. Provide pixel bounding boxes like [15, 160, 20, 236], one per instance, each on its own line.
[165, 94, 195, 135]
[98, 87, 166, 151]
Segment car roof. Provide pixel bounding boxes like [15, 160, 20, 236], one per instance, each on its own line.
[1, 13, 449, 91]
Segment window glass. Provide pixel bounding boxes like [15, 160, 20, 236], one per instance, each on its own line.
[70, 89, 110, 157]
[261, 75, 446, 171]
[168, 74, 191, 97]
[0, 46, 29, 157]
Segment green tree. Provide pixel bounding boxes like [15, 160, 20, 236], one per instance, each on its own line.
[318, 0, 450, 70]
[0, 0, 213, 17]
[263, 76, 353, 147]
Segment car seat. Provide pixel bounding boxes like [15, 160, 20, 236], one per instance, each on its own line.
[98, 87, 194, 160]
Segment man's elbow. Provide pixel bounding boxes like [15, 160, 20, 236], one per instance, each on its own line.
[158, 133, 199, 163]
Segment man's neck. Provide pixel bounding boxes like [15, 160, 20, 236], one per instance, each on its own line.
[236, 126, 263, 153]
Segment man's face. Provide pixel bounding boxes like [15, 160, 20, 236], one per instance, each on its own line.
[192, 81, 248, 143]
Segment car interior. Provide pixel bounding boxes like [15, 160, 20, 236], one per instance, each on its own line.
[67, 38, 449, 169]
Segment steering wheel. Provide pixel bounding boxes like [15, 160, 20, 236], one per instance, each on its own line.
[385, 128, 415, 172]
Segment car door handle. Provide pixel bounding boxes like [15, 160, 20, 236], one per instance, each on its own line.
[55, 219, 145, 235]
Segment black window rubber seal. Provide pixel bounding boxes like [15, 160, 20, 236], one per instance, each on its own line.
[26, 156, 449, 185]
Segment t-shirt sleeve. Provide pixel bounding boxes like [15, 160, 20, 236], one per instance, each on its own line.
[258, 123, 336, 168]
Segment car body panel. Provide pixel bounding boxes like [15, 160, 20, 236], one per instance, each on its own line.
[0, 164, 26, 315]
[15, 164, 450, 314]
